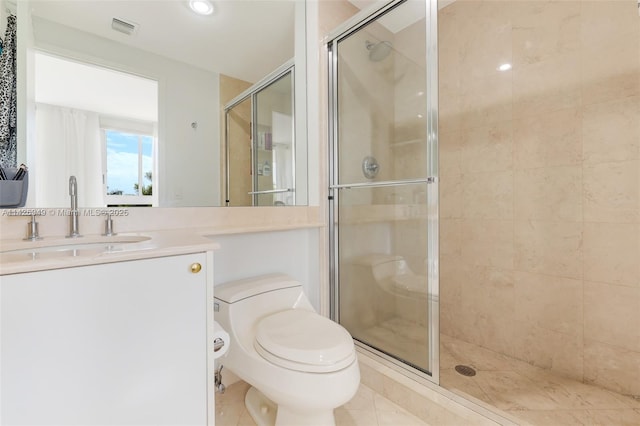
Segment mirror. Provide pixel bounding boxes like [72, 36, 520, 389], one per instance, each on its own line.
[17, 0, 308, 207]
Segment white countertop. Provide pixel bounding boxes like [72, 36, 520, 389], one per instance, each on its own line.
[0, 229, 220, 275]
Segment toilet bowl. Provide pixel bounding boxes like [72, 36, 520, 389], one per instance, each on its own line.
[214, 273, 360, 426]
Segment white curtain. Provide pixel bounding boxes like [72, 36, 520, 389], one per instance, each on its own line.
[35, 103, 103, 207]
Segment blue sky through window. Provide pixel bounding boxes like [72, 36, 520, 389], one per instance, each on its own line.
[106, 130, 153, 195]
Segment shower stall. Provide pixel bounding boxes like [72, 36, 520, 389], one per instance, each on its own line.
[328, 0, 439, 381]
[436, 0, 640, 418]
[329, 0, 640, 422]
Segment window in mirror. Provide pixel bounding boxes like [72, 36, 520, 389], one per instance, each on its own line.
[103, 126, 155, 206]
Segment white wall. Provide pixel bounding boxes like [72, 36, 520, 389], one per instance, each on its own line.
[213, 229, 320, 311]
[0, 0, 8, 35]
[31, 17, 220, 207]
[295, 0, 310, 206]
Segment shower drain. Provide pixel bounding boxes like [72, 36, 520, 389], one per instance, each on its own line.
[455, 365, 477, 377]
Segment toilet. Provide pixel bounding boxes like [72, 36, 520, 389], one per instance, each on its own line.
[214, 273, 360, 426]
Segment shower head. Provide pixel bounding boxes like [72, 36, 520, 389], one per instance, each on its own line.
[365, 40, 392, 62]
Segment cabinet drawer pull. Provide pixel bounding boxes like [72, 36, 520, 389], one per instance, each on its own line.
[190, 263, 202, 273]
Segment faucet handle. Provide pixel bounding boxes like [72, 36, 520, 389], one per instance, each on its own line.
[24, 214, 43, 241]
[103, 212, 117, 237]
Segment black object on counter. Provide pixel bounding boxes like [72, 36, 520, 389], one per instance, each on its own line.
[12, 164, 27, 180]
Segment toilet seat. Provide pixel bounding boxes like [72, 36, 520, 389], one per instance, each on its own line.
[254, 310, 355, 373]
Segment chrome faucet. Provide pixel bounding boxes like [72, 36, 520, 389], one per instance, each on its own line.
[67, 176, 82, 238]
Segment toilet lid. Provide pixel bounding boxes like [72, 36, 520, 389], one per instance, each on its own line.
[254, 310, 355, 373]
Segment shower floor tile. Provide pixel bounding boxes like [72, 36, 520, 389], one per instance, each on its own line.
[215, 381, 429, 426]
[359, 317, 430, 371]
[441, 333, 640, 425]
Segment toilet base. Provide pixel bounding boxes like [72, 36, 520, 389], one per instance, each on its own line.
[245, 387, 277, 426]
[245, 386, 336, 426]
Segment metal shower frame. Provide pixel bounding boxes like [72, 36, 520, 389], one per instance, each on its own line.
[224, 60, 296, 206]
[326, 0, 440, 384]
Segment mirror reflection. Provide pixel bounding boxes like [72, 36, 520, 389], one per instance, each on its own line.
[225, 66, 296, 206]
[16, 0, 308, 207]
[34, 53, 159, 207]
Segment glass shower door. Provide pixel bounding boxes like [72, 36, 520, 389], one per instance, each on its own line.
[253, 71, 295, 206]
[329, 0, 437, 377]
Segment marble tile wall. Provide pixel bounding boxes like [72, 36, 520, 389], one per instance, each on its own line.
[439, 0, 640, 396]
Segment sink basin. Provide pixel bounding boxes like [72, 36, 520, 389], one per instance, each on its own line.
[1, 235, 152, 258]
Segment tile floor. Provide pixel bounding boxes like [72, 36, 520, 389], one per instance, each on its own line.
[215, 380, 429, 426]
[440, 334, 640, 425]
[215, 330, 640, 426]
[361, 316, 430, 372]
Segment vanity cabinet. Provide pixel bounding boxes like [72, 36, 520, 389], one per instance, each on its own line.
[1, 253, 211, 425]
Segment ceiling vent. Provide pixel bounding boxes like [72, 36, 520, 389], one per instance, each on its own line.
[111, 18, 138, 36]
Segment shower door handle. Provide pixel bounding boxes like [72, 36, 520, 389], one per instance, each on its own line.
[330, 177, 435, 190]
[247, 188, 294, 195]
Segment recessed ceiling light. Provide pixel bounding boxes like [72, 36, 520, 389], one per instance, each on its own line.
[497, 63, 512, 72]
[189, 0, 214, 16]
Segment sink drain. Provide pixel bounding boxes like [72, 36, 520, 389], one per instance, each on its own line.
[455, 365, 476, 377]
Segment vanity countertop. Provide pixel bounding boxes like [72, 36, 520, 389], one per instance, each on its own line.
[0, 229, 220, 275]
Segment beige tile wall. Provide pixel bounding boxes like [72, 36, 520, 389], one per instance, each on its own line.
[439, 0, 640, 396]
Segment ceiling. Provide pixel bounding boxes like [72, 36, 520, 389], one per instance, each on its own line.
[347, 0, 455, 35]
[35, 52, 159, 122]
[349, 0, 457, 10]
[30, 0, 296, 83]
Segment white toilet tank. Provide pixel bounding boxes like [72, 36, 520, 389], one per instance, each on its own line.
[215, 273, 306, 306]
[214, 274, 316, 350]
